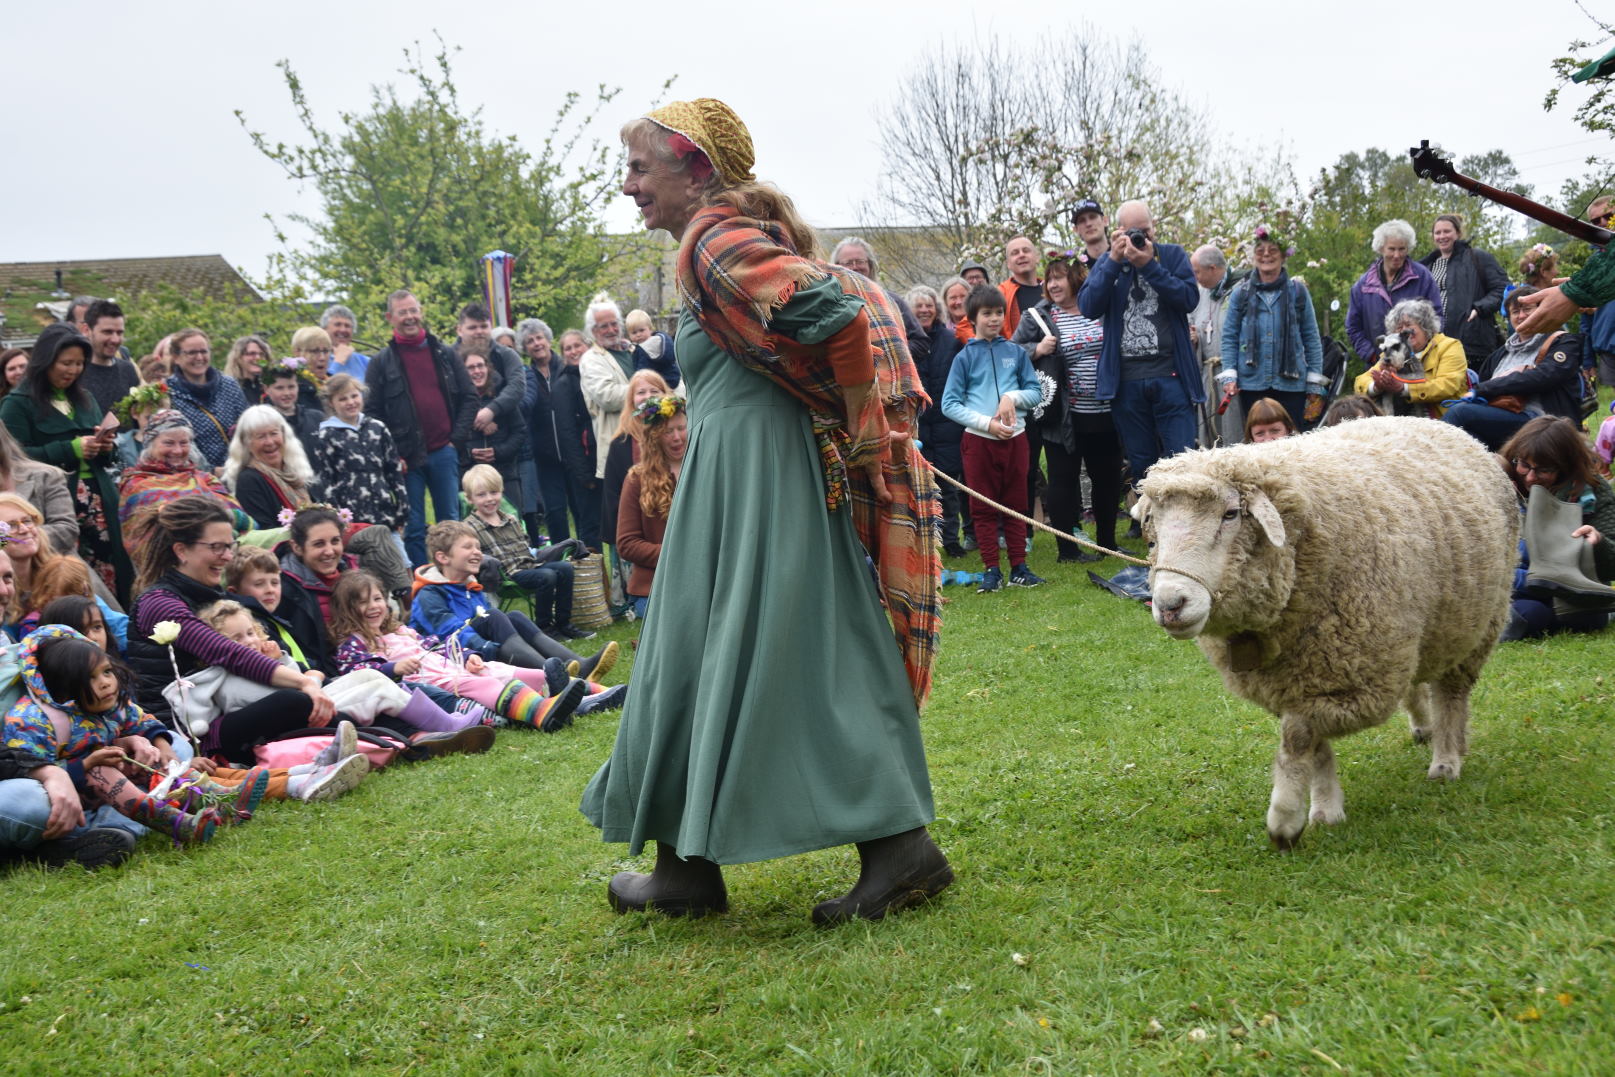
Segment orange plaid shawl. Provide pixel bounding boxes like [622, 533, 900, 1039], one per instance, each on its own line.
[676, 205, 942, 705]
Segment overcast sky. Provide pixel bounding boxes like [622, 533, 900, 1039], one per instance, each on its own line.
[5, 0, 1610, 281]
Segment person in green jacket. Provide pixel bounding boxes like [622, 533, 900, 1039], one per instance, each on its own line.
[0, 324, 130, 604]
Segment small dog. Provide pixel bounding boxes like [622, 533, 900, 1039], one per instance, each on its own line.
[1369, 331, 1425, 416]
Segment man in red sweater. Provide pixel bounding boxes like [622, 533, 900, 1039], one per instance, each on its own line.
[364, 289, 478, 567]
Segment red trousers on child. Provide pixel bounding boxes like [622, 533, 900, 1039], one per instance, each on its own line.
[961, 432, 1029, 570]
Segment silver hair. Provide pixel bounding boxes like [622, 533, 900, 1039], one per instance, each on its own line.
[581, 294, 623, 344]
[1371, 219, 1416, 255]
[1192, 245, 1227, 271]
[223, 405, 315, 490]
[515, 318, 553, 352]
[905, 284, 942, 312]
[1385, 298, 1440, 339]
[938, 276, 970, 306]
[320, 304, 357, 328]
[831, 236, 877, 276]
[492, 326, 515, 346]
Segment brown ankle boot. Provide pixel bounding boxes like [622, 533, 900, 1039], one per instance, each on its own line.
[608, 841, 728, 917]
[811, 827, 954, 925]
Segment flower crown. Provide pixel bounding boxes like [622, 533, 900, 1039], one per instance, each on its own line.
[1253, 224, 1297, 258]
[633, 395, 686, 427]
[1523, 242, 1556, 276]
[0, 519, 12, 549]
[277, 503, 354, 528]
[1044, 247, 1092, 270]
[263, 356, 321, 387]
[111, 382, 170, 425]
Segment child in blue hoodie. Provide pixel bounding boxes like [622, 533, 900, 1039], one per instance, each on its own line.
[941, 285, 1046, 592]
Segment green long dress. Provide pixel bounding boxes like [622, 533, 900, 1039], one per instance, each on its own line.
[580, 276, 936, 864]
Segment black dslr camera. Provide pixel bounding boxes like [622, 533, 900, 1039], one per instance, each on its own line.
[1126, 228, 1150, 249]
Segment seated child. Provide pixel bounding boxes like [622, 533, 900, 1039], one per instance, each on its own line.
[461, 464, 589, 639]
[1, 625, 270, 844]
[410, 520, 618, 681]
[39, 596, 367, 802]
[15, 555, 130, 651]
[940, 284, 1046, 592]
[333, 572, 624, 731]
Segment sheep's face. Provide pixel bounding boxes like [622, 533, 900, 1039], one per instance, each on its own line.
[1135, 482, 1286, 639]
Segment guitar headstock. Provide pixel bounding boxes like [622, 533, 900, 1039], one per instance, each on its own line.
[1409, 140, 1456, 185]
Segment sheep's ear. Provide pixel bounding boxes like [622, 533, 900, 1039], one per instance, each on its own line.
[1246, 489, 1285, 546]
[1131, 493, 1152, 523]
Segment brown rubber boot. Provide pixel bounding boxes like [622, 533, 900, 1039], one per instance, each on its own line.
[811, 827, 954, 925]
[608, 841, 728, 917]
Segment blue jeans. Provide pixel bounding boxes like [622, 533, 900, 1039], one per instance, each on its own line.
[1112, 375, 1199, 486]
[0, 778, 148, 850]
[404, 443, 463, 566]
[1443, 400, 1533, 452]
[629, 595, 649, 621]
[511, 563, 574, 629]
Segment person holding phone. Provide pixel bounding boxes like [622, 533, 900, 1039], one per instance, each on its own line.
[0, 323, 132, 604]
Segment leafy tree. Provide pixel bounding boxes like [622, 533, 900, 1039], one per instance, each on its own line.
[237, 41, 662, 341]
[1285, 146, 1531, 334]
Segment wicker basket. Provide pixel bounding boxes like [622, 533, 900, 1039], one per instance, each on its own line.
[569, 553, 614, 631]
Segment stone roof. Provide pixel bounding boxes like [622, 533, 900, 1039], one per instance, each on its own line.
[0, 254, 260, 349]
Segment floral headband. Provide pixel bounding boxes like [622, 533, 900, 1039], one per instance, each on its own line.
[1523, 243, 1556, 276]
[1253, 225, 1296, 257]
[633, 395, 686, 428]
[111, 381, 171, 425]
[277, 503, 355, 528]
[264, 356, 321, 387]
[1044, 247, 1092, 271]
[0, 519, 12, 549]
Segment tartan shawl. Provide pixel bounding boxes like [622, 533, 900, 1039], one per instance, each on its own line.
[676, 204, 942, 706]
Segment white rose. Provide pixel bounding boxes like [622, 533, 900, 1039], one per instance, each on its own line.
[149, 621, 181, 646]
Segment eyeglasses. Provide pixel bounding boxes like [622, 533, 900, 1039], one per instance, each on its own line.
[190, 540, 238, 555]
[1592, 213, 1613, 226]
[1, 517, 37, 532]
[181, 348, 211, 358]
[303, 348, 333, 356]
[1511, 460, 1559, 479]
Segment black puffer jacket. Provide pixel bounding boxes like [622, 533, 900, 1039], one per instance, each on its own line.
[1421, 240, 1507, 368]
[1475, 331, 1585, 421]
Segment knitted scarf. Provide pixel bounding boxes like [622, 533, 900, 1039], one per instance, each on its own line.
[676, 204, 941, 705]
[1242, 269, 1300, 382]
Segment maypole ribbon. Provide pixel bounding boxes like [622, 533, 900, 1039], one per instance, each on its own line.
[481, 251, 516, 328]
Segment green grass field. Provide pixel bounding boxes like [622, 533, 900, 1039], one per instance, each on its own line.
[4, 544, 1612, 1075]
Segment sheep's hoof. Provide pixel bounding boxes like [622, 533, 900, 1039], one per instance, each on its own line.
[1427, 759, 1461, 782]
[1268, 825, 1305, 851]
[1309, 806, 1345, 826]
[1410, 727, 1431, 745]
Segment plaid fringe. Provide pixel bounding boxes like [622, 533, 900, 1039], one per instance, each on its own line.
[678, 207, 942, 705]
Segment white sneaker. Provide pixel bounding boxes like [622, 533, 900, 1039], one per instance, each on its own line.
[313, 720, 359, 768]
[296, 753, 370, 802]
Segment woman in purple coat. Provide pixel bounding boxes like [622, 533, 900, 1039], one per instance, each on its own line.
[1344, 219, 1444, 363]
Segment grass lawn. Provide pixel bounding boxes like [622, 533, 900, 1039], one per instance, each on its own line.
[4, 542, 1612, 1075]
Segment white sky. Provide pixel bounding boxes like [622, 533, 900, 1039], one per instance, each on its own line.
[4, 0, 1610, 280]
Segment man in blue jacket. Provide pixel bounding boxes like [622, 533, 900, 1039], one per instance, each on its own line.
[1077, 200, 1203, 489]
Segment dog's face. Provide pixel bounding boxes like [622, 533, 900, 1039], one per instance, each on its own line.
[1377, 331, 1413, 371]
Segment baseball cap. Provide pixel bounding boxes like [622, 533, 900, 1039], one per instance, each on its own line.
[1070, 199, 1104, 220]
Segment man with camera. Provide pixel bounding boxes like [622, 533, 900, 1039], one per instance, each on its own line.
[1077, 200, 1202, 490]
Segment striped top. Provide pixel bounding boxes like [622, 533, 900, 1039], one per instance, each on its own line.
[1052, 306, 1108, 415]
[132, 589, 283, 685]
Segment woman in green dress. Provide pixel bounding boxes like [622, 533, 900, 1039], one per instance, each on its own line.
[0, 323, 130, 603]
[581, 98, 951, 923]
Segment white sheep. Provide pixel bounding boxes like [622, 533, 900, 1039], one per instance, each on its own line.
[1134, 416, 1519, 848]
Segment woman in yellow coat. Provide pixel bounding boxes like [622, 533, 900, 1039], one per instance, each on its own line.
[1354, 298, 1468, 418]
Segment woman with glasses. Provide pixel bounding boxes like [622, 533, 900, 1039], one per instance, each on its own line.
[125, 496, 341, 761]
[289, 326, 334, 410]
[1498, 416, 1615, 640]
[165, 329, 250, 470]
[0, 494, 121, 637]
[0, 323, 132, 603]
[1442, 287, 1586, 451]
